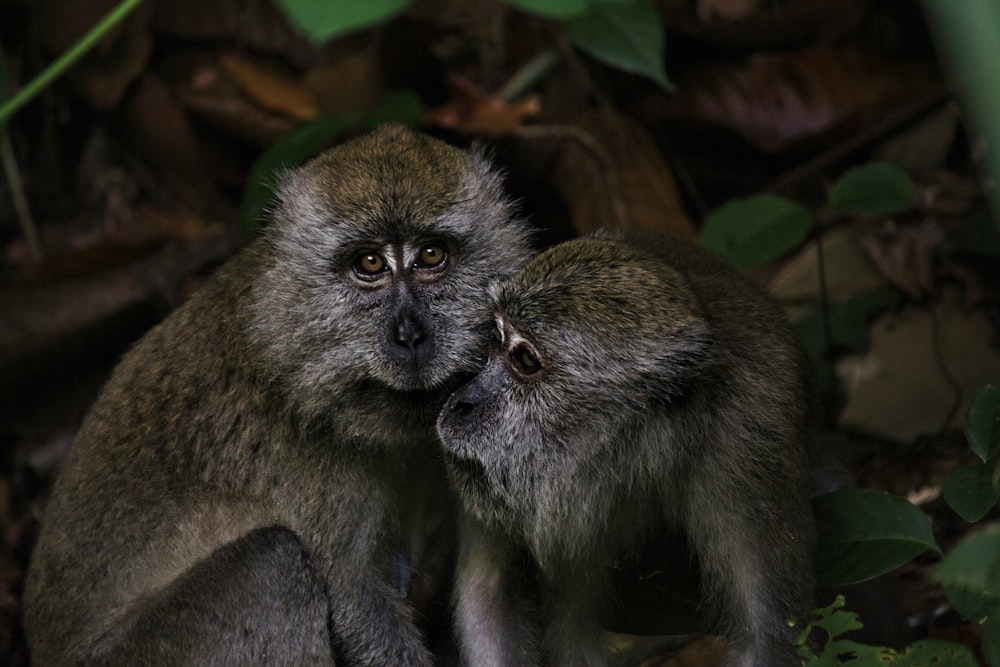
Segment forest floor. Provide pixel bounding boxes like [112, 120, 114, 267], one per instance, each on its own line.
[2, 0, 999, 664]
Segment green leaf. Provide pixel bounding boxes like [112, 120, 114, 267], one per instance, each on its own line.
[983, 613, 1000, 667]
[828, 162, 915, 216]
[274, 0, 410, 42]
[943, 463, 1000, 522]
[794, 595, 864, 641]
[892, 640, 978, 666]
[809, 639, 891, 666]
[813, 489, 939, 587]
[241, 112, 357, 233]
[936, 524, 1000, 621]
[505, 0, 589, 19]
[967, 385, 1000, 462]
[700, 194, 813, 267]
[563, 1, 672, 90]
[362, 90, 424, 130]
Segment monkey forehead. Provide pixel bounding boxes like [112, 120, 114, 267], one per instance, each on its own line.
[493, 238, 702, 334]
[276, 124, 505, 237]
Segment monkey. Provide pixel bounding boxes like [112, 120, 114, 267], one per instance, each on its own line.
[436, 230, 817, 667]
[23, 124, 533, 666]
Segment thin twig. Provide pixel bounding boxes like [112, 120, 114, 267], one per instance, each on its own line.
[2, 134, 41, 260]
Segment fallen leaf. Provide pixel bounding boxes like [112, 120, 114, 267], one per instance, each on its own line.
[423, 73, 540, 135]
[544, 109, 697, 239]
[647, 47, 942, 153]
[218, 53, 320, 121]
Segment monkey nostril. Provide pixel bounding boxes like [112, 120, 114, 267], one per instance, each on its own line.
[394, 316, 426, 350]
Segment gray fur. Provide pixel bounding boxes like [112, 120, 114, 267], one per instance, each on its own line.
[24, 125, 532, 666]
[437, 231, 816, 667]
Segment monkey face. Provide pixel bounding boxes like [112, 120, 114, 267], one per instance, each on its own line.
[437, 238, 712, 551]
[248, 125, 533, 427]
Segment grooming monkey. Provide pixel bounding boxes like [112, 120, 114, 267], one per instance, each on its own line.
[437, 230, 816, 667]
[24, 124, 532, 665]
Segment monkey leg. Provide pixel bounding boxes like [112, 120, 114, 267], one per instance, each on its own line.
[685, 490, 810, 667]
[98, 525, 334, 666]
[453, 517, 543, 667]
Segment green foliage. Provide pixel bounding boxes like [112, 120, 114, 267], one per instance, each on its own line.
[0, 0, 147, 126]
[701, 161, 916, 268]
[793, 596, 978, 666]
[943, 463, 1000, 523]
[937, 525, 1000, 620]
[271, 0, 670, 89]
[505, 0, 588, 18]
[794, 286, 903, 395]
[967, 385, 1000, 462]
[699, 194, 813, 266]
[828, 162, 916, 217]
[241, 90, 425, 234]
[240, 112, 356, 233]
[273, 0, 410, 42]
[812, 489, 939, 588]
[943, 386, 1000, 522]
[562, 1, 671, 90]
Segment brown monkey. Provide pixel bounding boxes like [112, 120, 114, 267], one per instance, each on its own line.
[436, 230, 816, 666]
[24, 124, 533, 666]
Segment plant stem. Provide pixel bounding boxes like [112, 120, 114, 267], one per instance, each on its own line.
[0, 0, 146, 125]
[922, 1, 1000, 226]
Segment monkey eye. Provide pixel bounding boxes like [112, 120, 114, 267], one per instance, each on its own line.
[493, 324, 504, 344]
[353, 251, 388, 279]
[414, 244, 448, 270]
[510, 343, 542, 377]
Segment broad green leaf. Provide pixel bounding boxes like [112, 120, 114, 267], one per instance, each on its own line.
[967, 385, 1000, 462]
[828, 162, 915, 216]
[505, 0, 588, 18]
[942, 463, 1000, 522]
[274, 0, 410, 42]
[700, 194, 813, 266]
[813, 489, 938, 587]
[892, 640, 978, 666]
[564, 1, 672, 90]
[936, 524, 1000, 621]
[241, 112, 356, 233]
[362, 90, 424, 130]
[983, 613, 1000, 667]
[809, 639, 891, 666]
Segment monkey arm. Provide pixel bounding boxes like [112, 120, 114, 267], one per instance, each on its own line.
[454, 514, 543, 667]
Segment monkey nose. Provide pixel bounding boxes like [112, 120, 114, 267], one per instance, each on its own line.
[394, 315, 427, 351]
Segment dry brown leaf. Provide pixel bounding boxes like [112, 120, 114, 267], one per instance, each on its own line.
[853, 218, 945, 299]
[638, 635, 728, 667]
[423, 73, 541, 135]
[218, 53, 320, 121]
[545, 110, 697, 239]
[649, 47, 942, 153]
[697, 0, 763, 22]
[660, 0, 869, 49]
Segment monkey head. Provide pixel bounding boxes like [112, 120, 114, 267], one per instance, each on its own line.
[249, 125, 532, 432]
[436, 237, 713, 563]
